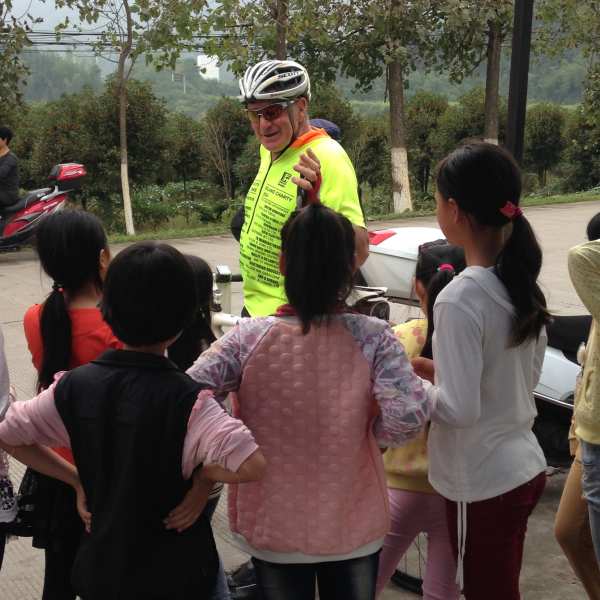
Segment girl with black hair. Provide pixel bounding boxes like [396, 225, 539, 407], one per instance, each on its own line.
[413, 142, 550, 599]
[376, 240, 465, 600]
[166, 255, 231, 600]
[22, 209, 121, 600]
[168, 255, 216, 371]
[187, 180, 431, 600]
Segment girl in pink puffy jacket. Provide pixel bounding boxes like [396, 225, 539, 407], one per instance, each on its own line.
[187, 167, 432, 600]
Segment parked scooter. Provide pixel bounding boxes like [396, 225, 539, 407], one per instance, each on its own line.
[0, 163, 86, 251]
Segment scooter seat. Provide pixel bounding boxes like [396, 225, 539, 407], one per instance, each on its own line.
[547, 314, 592, 363]
[2, 188, 52, 216]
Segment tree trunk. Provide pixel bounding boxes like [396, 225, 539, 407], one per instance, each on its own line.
[118, 82, 135, 235]
[275, 0, 288, 59]
[484, 20, 503, 145]
[388, 61, 412, 212]
[117, 1, 135, 235]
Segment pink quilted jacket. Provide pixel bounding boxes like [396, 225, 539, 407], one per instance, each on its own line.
[187, 314, 431, 556]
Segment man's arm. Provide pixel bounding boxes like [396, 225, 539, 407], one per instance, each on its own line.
[353, 225, 369, 268]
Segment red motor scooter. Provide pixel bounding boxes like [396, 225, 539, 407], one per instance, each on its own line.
[0, 163, 87, 251]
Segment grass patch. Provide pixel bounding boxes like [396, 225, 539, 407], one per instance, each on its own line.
[106, 189, 600, 242]
[522, 188, 600, 207]
[108, 223, 229, 244]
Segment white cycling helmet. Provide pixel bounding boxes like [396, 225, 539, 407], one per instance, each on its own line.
[239, 60, 311, 103]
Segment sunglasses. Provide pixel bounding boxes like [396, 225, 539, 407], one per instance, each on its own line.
[246, 101, 295, 125]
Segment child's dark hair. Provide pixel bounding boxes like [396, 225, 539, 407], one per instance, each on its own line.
[587, 212, 600, 241]
[0, 126, 13, 143]
[415, 240, 466, 359]
[281, 204, 355, 333]
[167, 255, 216, 370]
[36, 209, 108, 390]
[102, 241, 196, 347]
[436, 142, 550, 344]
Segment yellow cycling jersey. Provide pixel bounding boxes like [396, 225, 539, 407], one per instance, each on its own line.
[239, 128, 365, 317]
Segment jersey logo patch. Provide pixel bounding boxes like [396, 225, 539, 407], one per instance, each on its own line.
[278, 172, 292, 187]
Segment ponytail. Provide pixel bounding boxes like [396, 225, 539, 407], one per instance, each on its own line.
[436, 142, 550, 344]
[422, 269, 456, 359]
[416, 241, 466, 359]
[496, 215, 549, 344]
[34, 209, 108, 389]
[39, 288, 72, 390]
[281, 204, 355, 333]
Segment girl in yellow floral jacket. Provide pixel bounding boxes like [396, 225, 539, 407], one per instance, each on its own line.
[376, 240, 465, 599]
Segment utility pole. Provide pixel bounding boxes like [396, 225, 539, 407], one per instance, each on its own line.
[506, 0, 535, 164]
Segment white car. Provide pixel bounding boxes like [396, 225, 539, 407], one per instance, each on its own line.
[361, 226, 587, 466]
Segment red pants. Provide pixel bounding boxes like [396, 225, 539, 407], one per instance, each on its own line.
[445, 472, 546, 600]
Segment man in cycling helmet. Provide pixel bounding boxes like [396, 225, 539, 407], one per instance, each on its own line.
[237, 59, 368, 317]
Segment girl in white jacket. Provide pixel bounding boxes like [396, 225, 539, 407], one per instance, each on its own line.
[413, 142, 549, 599]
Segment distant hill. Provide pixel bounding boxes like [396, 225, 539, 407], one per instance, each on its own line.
[21, 49, 586, 118]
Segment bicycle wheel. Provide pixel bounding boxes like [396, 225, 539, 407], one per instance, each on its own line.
[390, 533, 426, 596]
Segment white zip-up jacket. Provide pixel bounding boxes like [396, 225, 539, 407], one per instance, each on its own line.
[427, 266, 547, 502]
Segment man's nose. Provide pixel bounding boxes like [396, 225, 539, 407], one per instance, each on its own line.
[258, 116, 274, 132]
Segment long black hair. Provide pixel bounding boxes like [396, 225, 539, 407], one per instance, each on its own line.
[167, 255, 216, 370]
[415, 240, 466, 359]
[281, 204, 355, 333]
[35, 209, 108, 390]
[436, 142, 550, 344]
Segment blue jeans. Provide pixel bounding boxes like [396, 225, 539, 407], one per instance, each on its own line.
[204, 495, 231, 600]
[581, 440, 600, 565]
[252, 552, 380, 600]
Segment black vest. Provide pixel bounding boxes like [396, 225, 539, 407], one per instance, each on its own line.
[54, 349, 218, 600]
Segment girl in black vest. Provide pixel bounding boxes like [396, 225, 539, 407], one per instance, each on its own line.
[0, 241, 266, 599]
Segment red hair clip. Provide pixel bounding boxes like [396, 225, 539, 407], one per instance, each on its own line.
[437, 263, 455, 273]
[500, 201, 523, 220]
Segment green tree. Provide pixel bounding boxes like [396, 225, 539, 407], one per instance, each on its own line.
[406, 92, 448, 193]
[348, 115, 390, 194]
[0, 1, 40, 105]
[15, 79, 167, 211]
[431, 87, 507, 160]
[56, 0, 210, 234]
[309, 83, 362, 149]
[162, 112, 205, 191]
[439, 1, 512, 145]
[524, 103, 566, 187]
[563, 65, 600, 191]
[201, 97, 252, 199]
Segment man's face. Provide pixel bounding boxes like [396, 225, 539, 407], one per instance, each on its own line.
[246, 98, 305, 154]
[0, 137, 8, 151]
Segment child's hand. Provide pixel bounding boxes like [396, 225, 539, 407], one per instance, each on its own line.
[164, 470, 213, 533]
[412, 357, 435, 383]
[75, 481, 91, 533]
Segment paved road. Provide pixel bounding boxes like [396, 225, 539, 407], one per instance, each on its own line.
[1, 200, 599, 598]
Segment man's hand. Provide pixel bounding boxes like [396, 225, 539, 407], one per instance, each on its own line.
[164, 469, 213, 533]
[292, 148, 321, 204]
[412, 357, 435, 383]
